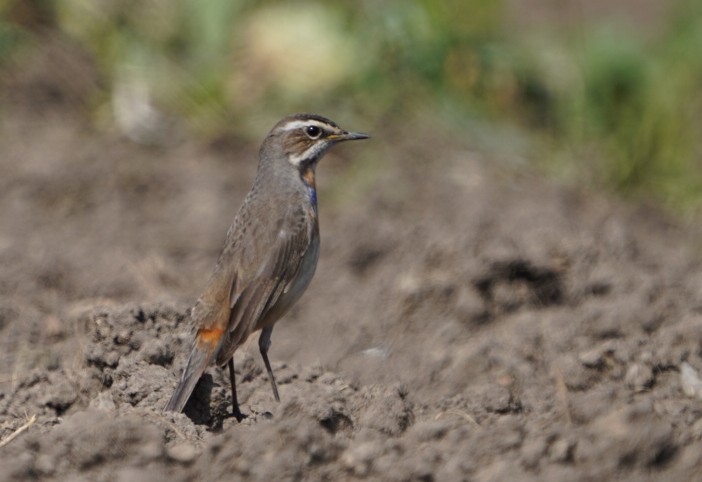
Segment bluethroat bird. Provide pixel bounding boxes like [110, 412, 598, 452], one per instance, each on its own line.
[165, 114, 369, 420]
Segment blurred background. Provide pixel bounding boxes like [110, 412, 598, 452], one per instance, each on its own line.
[2, 0, 702, 213]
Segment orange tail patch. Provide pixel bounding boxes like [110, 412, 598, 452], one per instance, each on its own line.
[196, 328, 224, 347]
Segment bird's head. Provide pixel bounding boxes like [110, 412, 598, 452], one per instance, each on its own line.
[263, 113, 369, 173]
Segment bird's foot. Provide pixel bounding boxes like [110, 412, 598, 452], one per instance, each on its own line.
[232, 408, 248, 423]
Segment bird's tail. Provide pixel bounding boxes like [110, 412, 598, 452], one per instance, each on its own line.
[164, 329, 222, 412]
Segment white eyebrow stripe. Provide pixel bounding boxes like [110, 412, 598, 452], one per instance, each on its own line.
[288, 142, 326, 165]
[280, 119, 334, 132]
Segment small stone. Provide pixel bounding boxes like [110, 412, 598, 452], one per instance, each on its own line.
[549, 438, 575, 463]
[104, 350, 121, 368]
[396, 272, 422, 297]
[578, 348, 604, 368]
[115, 329, 132, 345]
[481, 385, 513, 413]
[89, 390, 117, 411]
[166, 442, 199, 464]
[681, 362, 702, 398]
[625, 364, 654, 391]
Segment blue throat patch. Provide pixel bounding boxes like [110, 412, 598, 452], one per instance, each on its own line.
[307, 185, 317, 209]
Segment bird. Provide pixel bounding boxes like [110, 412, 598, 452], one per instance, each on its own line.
[164, 113, 369, 420]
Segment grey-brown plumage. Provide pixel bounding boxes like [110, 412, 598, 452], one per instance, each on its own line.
[165, 114, 368, 419]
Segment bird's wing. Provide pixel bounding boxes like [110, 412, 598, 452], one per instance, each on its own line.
[216, 205, 315, 363]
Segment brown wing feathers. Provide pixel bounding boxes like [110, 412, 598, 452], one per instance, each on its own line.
[215, 221, 310, 365]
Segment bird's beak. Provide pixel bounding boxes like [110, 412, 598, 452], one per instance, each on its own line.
[329, 131, 370, 142]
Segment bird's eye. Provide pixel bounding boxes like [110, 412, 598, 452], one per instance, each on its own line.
[305, 125, 322, 139]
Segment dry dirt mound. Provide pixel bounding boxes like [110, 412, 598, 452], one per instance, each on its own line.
[2, 61, 702, 479]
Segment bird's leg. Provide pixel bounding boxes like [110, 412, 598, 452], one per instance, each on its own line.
[227, 358, 247, 422]
[259, 326, 280, 402]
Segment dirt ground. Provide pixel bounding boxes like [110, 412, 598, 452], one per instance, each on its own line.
[2, 45, 702, 482]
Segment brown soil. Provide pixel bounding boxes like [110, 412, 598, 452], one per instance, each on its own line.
[2, 45, 702, 481]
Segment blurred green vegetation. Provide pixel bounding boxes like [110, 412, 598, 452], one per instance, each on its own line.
[1, 0, 702, 213]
